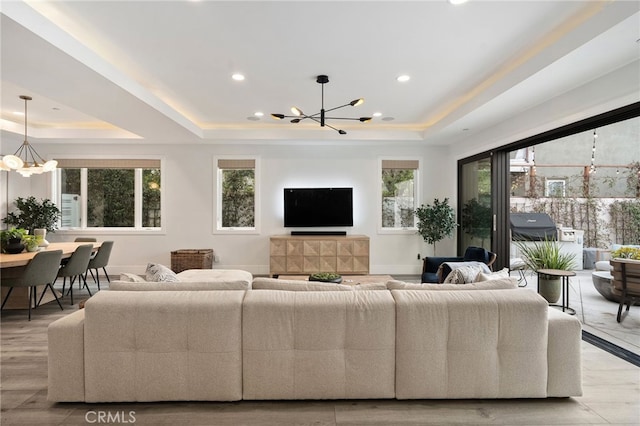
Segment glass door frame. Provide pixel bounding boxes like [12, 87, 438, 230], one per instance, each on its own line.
[457, 102, 640, 270]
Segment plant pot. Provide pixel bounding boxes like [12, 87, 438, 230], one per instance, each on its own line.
[4, 237, 25, 254]
[538, 276, 561, 303]
[34, 229, 50, 247]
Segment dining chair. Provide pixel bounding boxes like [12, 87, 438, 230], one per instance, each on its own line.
[57, 244, 93, 305]
[74, 237, 97, 242]
[1, 250, 63, 321]
[85, 241, 114, 290]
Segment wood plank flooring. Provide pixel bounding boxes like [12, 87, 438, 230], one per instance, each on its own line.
[2, 280, 639, 425]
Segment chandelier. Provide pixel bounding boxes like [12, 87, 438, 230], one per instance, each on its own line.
[271, 75, 371, 135]
[0, 95, 57, 177]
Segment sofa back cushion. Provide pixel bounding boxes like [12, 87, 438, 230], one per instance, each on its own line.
[109, 281, 250, 291]
[83, 291, 245, 402]
[391, 289, 548, 399]
[387, 277, 518, 290]
[242, 290, 396, 400]
[251, 277, 387, 291]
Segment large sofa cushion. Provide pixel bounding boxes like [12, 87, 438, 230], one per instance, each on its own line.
[392, 289, 548, 399]
[242, 290, 396, 400]
[83, 291, 245, 402]
[387, 277, 518, 290]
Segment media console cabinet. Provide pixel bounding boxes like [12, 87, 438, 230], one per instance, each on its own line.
[270, 235, 370, 276]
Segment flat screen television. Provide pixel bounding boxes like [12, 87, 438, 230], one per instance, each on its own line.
[284, 187, 353, 227]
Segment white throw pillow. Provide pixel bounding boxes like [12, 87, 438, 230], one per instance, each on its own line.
[443, 264, 484, 284]
[476, 267, 510, 282]
[145, 263, 179, 282]
[119, 272, 146, 282]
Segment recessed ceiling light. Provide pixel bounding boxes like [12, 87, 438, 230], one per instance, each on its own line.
[232, 73, 245, 81]
[12, 111, 24, 116]
[396, 75, 410, 83]
[373, 112, 382, 117]
[448, 0, 469, 4]
[254, 112, 264, 117]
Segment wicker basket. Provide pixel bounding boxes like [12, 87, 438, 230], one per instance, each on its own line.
[170, 249, 214, 273]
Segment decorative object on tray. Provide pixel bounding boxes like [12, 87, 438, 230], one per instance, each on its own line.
[309, 272, 343, 283]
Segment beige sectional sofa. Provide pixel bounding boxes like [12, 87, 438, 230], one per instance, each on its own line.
[48, 275, 582, 402]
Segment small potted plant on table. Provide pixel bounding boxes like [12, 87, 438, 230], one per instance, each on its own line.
[309, 272, 343, 284]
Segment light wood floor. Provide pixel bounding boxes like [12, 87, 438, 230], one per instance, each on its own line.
[2, 281, 639, 425]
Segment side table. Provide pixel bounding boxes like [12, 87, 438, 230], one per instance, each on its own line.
[536, 269, 576, 315]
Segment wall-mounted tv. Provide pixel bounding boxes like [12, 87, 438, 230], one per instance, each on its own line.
[284, 187, 353, 227]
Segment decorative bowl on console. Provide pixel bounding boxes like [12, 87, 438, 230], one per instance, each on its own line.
[309, 272, 343, 283]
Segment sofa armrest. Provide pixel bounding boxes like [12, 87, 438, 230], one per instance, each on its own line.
[48, 309, 86, 402]
[546, 308, 582, 397]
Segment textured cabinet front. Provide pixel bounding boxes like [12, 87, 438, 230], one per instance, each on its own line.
[269, 235, 369, 276]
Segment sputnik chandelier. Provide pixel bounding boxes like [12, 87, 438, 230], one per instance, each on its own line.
[271, 75, 371, 135]
[0, 95, 57, 177]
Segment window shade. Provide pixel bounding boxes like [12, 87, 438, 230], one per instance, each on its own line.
[218, 159, 255, 169]
[381, 160, 419, 170]
[55, 159, 161, 169]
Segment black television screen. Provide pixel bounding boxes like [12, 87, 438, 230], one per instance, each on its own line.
[284, 188, 353, 227]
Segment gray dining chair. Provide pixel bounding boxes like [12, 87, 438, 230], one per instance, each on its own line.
[1, 250, 63, 321]
[74, 237, 97, 242]
[85, 241, 114, 290]
[57, 244, 93, 305]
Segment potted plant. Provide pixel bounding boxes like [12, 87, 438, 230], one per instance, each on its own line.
[0, 228, 28, 254]
[309, 272, 343, 283]
[414, 198, 457, 256]
[515, 238, 576, 303]
[22, 234, 42, 252]
[2, 196, 61, 236]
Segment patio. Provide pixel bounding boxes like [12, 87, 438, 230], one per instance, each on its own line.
[514, 267, 640, 355]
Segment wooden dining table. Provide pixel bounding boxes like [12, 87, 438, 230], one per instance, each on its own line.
[1, 242, 102, 309]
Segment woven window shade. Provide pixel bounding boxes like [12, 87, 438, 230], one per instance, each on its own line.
[218, 159, 255, 169]
[381, 160, 419, 170]
[55, 159, 160, 169]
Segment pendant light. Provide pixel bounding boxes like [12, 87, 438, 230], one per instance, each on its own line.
[0, 95, 57, 177]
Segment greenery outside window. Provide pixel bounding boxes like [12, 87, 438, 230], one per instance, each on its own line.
[380, 158, 420, 232]
[215, 157, 259, 233]
[53, 158, 163, 231]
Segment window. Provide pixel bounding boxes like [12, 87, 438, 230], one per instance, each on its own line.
[54, 158, 162, 230]
[545, 179, 566, 197]
[215, 157, 259, 233]
[380, 159, 419, 230]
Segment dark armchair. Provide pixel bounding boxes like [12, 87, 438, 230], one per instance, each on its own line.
[421, 246, 497, 283]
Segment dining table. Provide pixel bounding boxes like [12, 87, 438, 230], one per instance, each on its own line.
[1, 242, 102, 309]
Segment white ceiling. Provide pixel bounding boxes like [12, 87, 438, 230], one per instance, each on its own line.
[1, 0, 639, 146]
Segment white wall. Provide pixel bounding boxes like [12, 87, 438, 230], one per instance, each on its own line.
[2, 140, 457, 276]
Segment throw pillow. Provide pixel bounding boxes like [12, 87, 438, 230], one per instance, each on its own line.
[443, 264, 484, 284]
[476, 267, 510, 282]
[145, 263, 180, 282]
[119, 272, 146, 282]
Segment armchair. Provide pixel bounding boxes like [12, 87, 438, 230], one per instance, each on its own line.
[421, 246, 497, 283]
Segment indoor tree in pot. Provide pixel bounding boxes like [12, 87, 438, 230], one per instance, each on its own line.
[515, 238, 576, 303]
[3, 197, 61, 246]
[414, 198, 457, 256]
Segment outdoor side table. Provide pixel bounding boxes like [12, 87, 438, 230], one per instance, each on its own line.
[537, 269, 576, 315]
